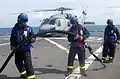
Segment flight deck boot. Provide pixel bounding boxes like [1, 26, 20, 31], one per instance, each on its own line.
[20, 71, 27, 79]
[108, 57, 113, 63]
[65, 68, 73, 76]
[102, 57, 108, 63]
[80, 66, 87, 77]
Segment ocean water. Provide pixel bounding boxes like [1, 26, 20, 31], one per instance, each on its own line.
[0, 27, 39, 36]
[86, 25, 120, 32]
[0, 25, 120, 36]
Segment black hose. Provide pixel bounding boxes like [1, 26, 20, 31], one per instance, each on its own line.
[0, 30, 106, 73]
[85, 43, 106, 69]
[0, 30, 72, 73]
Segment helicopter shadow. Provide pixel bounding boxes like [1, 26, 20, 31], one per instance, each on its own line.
[34, 67, 66, 75]
[86, 66, 106, 72]
[86, 60, 106, 71]
[0, 75, 21, 79]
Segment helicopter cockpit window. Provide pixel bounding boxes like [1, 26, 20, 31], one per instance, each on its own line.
[49, 19, 56, 25]
[68, 22, 71, 27]
[57, 20, 61, 26]
[41, 18, 49, 25]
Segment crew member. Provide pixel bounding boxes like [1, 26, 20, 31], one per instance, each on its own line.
[66, 16, 90, 76]
[10, 13, 36, 79]
[102, 19, 120, 63]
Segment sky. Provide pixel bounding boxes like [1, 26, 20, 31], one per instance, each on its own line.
[0, 0, 120, 28]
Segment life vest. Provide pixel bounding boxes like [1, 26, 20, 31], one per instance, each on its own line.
[13, 24, 33, 51]
[105, 27, 117, 42]
[67, 24, 84, 47]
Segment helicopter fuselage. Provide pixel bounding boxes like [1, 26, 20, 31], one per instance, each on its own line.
[39, 14, 71, 36]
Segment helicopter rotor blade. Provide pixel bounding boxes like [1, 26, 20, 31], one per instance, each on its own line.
[33, 9, 57, 12]
[10, 12, 22, 15]
[10, 9, 58, 15]
[56, 7, 73, 11]
[10, 7, 73, 15]
[32, 7, 73, 12]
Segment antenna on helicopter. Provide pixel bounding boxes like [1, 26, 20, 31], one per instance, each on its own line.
[10, 7, 73, 15]
[79, 6, 88, 26]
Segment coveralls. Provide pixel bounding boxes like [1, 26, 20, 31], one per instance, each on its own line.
[10, 23, 35, 79]
[102, 24, 120, 63]
[66, 23, 90, 76]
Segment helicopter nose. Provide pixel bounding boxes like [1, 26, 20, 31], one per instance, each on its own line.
[40, 25, 55, 30]
[39, 25, 56, 34]
[39, 25, 56, 36]
[50, 27, 56, 30]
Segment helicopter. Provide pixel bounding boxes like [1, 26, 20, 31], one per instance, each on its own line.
[11, 7, 87, 36]
[37, 7, 73, 36]
[33, 7, 87, 36]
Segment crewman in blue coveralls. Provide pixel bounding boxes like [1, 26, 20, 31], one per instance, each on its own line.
[10, 13, 36, 79]
[102, 19, 120, 63]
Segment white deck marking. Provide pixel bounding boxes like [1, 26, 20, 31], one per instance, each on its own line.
[0, 43, 10, 46]
[0, 36, 103, 47]
[48, 37, 67, 40]
[0, 37, 42, 46]
[44, 38, 80, 59]
[48, 37, 103, 40]
[48, 37, 103, 43]
[0, 37, 103, 78]
[44, 38, 103, 79]
[65, 46, 103, 79]
[97, 38, 103, 41]
[44, 38, 69, 53]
